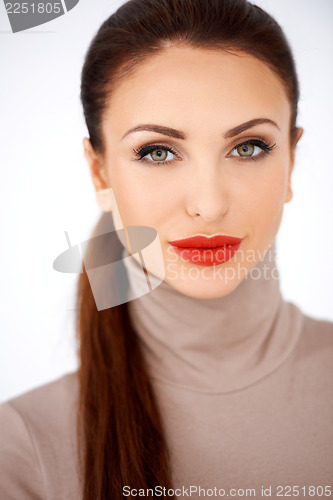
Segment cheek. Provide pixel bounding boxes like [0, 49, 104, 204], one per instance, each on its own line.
[233, 160, 289, 231]
[107, 162, 171, 225]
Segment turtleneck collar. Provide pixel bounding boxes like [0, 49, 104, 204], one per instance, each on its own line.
[122, 243, 303, 393]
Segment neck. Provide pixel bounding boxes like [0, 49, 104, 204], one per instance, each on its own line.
[123, 244, 303, 393]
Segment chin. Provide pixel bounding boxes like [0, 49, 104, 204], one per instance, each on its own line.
[164, 264, 248, 299]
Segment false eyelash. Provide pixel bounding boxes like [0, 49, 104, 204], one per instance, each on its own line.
[132, 139, 277, 165]
[132, 144, 178, 162]
[231, 139, 277, 158]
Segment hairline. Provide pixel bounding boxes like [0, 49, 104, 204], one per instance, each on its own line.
[98, 41, 295, 154]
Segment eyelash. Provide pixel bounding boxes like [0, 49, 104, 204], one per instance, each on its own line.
[229, 139, 277, 162]
[132, 139, 276, 166]
[132, 144, 180, 166]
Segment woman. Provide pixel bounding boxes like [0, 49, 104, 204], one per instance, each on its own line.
[0, 0, 332, 499]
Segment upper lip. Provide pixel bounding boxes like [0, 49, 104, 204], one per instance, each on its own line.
[169, 234, 243, 248]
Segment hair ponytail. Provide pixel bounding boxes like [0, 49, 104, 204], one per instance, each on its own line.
[75, 214, 173, 498]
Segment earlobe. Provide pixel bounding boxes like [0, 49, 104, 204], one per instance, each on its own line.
[83, 137, 109, 191]
[95, 188, 114, 212]
[284, 163, 294, 204]
[285, 127, 303, 204]
[285, 184, 293, 203]
[83, 137, 113, 211]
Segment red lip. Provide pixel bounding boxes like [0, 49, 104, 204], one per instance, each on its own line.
[169, 234, 243, 266]
[169, 234, 243, 248]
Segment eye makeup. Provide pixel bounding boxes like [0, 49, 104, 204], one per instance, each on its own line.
[131, 137, 277, 166]
[132, 144, 180, 166]
[227, 138, 277, 162]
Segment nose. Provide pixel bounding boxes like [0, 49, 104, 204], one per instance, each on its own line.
[185, 162, 230, 222]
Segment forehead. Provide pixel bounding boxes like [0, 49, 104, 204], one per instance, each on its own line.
[103, 46, 291, 138]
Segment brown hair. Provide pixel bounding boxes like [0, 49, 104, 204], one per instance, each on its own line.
[77, 0, 300, 498]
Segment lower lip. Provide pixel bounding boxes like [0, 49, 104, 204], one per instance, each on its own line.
[170, 243, 241, 266]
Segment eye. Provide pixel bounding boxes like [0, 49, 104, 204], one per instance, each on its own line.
[132, 144, 178, 165]
[235, 143, 257, 157]
[150, 148, 172, 161]
[228, 139, 276, 160]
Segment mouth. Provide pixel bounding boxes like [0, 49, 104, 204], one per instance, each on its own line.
[168, 234, 243, 267]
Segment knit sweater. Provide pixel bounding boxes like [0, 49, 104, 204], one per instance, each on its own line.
[0, 245, 332, 499]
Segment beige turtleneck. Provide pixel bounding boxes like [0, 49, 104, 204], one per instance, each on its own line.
[123, 244, 333, 494]
[124, 244, 303, 393]
[0, 243, 332, 499]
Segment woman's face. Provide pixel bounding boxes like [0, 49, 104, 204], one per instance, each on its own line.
[84, 46, 302, 298]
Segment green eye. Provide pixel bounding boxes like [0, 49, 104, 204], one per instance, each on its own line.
[229, 139, 276, 160]
[133, 144, 178, 165]
[150, 149, 168, 161]
[236, 143, 255, 157]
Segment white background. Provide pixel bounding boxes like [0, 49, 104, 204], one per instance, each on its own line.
[0, 0, 332, 402]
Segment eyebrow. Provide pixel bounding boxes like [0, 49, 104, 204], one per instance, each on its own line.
[122, 124, 185, 140]
[224, 118, 280, 138]
[121, 118, 279, 141]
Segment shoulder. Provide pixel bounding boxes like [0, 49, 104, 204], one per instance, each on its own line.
[291, 311, 333, 387]
[0, 371, 81, 500]
[297, 313, 333, 359]
[4, 370, 79, 431]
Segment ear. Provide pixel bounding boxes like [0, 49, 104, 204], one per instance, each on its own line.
[285, 127, 303, 203]
[83, 137, 113, 212]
